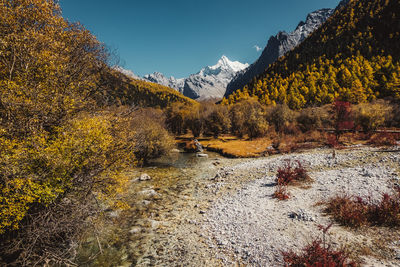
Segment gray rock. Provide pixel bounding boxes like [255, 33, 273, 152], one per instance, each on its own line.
[139, 189, 158, 198]
[197, 153, 209, 158]
[194, 139, 204, 152]
[149, 220, 161, 229]
[141, 200, 151, 206]
[217, 239, 227, 246]
[139, 173, 151, 181]
[108, 210, 121, 218]
[129, 227, 141, 234]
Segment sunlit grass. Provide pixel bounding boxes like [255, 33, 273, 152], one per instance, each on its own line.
[202, 136, 272, 158]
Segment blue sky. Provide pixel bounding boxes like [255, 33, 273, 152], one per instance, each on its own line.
[60, 0, 341, 78]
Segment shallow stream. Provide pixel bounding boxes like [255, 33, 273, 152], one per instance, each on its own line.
[78, 151, 234, 266]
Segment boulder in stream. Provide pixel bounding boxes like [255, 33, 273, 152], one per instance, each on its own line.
[139, 173, 151, 181]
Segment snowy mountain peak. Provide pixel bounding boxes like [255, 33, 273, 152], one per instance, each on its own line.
[202, 55, 249, 77]
[139, 56, 248, 100]
[214, 55, 249, 72]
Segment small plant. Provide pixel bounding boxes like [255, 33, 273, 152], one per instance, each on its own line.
[282, 223, 356, 266]
[276, 160, 309, 186]
[273, 185, 290, 200]
[273, 160, 309, 200]
[326, 188, 400, 227]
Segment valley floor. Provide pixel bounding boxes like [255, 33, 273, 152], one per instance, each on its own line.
[124, 147, 400, 266]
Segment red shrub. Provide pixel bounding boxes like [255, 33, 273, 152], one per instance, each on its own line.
[326, 195, 370, 227]
[273, 185, 290, 200]
[370, 189, 400, 226]
[327, 189, 400, 227]
[276, 160, 309, 186]
[332, 101, 354, 142]
[282, 224, 356, 267]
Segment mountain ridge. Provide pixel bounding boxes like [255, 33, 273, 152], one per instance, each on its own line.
[224, 6, 337, 97]
[140, 55, 248, 100]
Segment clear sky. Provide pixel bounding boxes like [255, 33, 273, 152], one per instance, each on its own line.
[60, 0, 341, 78]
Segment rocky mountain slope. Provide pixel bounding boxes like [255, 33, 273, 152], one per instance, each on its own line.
[143, 56, 249, 100]
[224, 7, 335, 97]
[143, 72, 185, 92]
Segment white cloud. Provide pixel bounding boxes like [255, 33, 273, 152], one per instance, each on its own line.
[254, 45, 262, 52]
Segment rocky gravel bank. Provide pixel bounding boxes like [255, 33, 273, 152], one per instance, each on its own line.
[203, 148, 400, 266]
[129, 147, 400, 266]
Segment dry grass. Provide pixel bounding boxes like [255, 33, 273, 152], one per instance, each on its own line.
[176, 128, 400, 159]
[202, 136, 273, 158]
[369, 132, 398, 146]
[202, 131, 325, 158]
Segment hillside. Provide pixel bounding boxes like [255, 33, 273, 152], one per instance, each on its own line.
[102, 69, 196, 108]
[224, 7, 335, 97]
[224, 0, 400, 109]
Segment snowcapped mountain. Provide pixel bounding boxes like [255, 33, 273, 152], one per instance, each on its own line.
[225, 7, 337, 97]
[142, 56, 249, 100]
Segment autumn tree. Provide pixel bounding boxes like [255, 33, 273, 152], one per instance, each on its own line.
[229, 98, 269, 139]
[132, 108, 175, 164]
[165, 102, 190, 135]
[267, 104, 296, 133]
[204, 105, 231, 138]
[0, 1, 139, 265]
[332, 100, 354, 141]
[353, 101, 391, 132]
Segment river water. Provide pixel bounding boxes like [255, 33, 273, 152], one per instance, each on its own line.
[77, 151, 231, 266]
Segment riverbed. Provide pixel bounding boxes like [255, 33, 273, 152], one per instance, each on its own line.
[78, 147, 400, 266]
